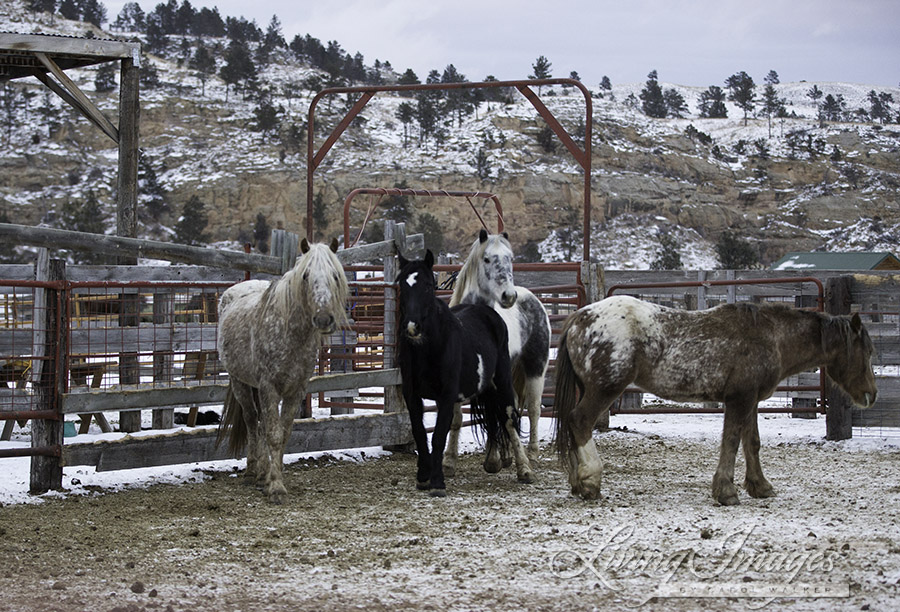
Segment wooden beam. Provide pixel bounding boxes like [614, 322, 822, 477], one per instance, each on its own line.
[0, 223, 422, 272]
[0, 33, 138, 59]
[60, 369, 401, 414]
[117, 56, 140, 246]
[62, 411, 413, 471]
[34, 52, 119, 143]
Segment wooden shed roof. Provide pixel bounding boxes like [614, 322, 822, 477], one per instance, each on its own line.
[0, 32, 140, 82]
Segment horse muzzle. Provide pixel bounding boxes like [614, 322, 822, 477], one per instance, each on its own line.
[404, 321, 423, 342]
[499, 289, 517, 309]
[313, 312, 336, 334]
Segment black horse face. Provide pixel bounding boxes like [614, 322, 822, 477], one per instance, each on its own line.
[398, 251, 436, 344]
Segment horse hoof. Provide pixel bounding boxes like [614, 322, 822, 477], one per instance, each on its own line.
[717, 495, 741, 506]
[517, 471, 536, 484]
[416, 481, 431, 491]
[483, 458, 502, 474]
[442, 464, 456, 478]
[745, 480, 776, 499]
[429, 488, 447, 498]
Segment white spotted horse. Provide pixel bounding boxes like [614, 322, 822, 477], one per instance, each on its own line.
[554, 296, 877, 505]
[216, 239, 349, 503]
[397, 250, 535, 496]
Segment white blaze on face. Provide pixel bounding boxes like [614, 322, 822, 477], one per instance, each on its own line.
[406, 272, 418, 287]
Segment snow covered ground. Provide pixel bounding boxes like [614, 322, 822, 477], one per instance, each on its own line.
[2, 407, 897, 507]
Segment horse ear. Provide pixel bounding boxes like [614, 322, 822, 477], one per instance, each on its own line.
[850, 312, 862, 333]
[424, 249, 434, 269]
[479, 228, 488, 243]
[502, 231, 509, 240]
[398, 253, 409, 269]
[300, 238, 310, 254]
[329, 237, 339, 253]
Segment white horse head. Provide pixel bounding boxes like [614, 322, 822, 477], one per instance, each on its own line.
[278, 237, 349, 334]
[453, 229, 517, 309]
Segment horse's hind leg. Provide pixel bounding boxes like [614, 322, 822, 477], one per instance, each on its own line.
[713, 399, 753, 506]
[567, 386, 616, 500]
[741, 405, 775, 498]
[502, 402, 535, 484]
[231, 381, 261, 485]
[442, 402, 464, 478]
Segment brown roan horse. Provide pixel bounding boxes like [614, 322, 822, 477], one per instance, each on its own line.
[554, 296, 878, 505]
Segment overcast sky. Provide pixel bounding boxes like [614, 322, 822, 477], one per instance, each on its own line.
[106, 0, 900, 89]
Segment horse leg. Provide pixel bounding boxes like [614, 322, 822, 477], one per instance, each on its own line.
[258, 387, 288, 504]
[428, 400, 454, 496]
[442, 402, 464, 478]
[712, 399, 752, 506]
[230, 381, 260, 485]
[567, 386, 616, 500]
[404, 392, 431, 490]
[522, 374, 544, 462]
[502, 401, 536, 484]
[741, 404, 775, 498]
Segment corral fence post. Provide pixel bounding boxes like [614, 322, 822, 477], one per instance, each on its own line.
[152, 289, 175, 429]
[30, 256, 66, 494]
[825, 275, 854, 440]
[383, 221, 410, 450]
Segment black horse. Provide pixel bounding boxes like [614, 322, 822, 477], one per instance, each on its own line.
[397, 251, 533, 496]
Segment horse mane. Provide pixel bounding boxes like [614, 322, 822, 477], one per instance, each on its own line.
[271, 243, 350, 328]
[449, 232, 512, 307]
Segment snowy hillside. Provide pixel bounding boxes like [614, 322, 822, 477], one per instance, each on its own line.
[2, 0, 899, 269]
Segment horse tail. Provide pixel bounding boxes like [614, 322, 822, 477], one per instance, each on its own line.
[469, 392, 514, 448]
[216, 383, 248, 457]
[553, 325, 580, 465]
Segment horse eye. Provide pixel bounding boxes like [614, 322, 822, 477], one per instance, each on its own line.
[483, 257, 490, 264]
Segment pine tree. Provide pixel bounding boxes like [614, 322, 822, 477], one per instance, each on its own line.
[80, 0, 107, 27]
[650, 232, 683, 270]
[220, 39, 257, 99]
[725, 71, 756, 126]
[28, 0, 58, 13]
[639, 70, 667, 118]
[663, 88, 688, 118]
[145, 14, 168, 55]
[415, 212, 443, 254]
[822, 94, 846, 122]
[112, 1, 145, 32]
[94, 63, 116, 93]
[764, 70, 780, 86]
[699, 85, 728, 118]
[529, 56, 552, 93]
[807, 84, 824, 127]
[174, 195, 209, 246]
[761, 84, 784, 137]
[395, 102, 415, 147]
[600, 76, 612, 91]
[59, 0, 79, 20]
[190, 44, 216, 96]
[715, 230, 758, 269]
[59, 191, 108, 263]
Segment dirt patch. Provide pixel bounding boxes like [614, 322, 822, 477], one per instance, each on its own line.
[1, 429, 899, 611]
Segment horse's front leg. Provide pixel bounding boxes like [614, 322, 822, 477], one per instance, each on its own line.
[442, 402, 464, 478]
[258, 387, 288, 504]
[428, 399, 455, 496]
[713, 399, 753, 506]
[741, 404, 775, 499]
[523, 375, 545, 462]
[403, 390, 431, 490]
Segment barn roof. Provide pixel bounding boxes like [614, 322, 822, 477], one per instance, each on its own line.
[771, 252, 900, 271]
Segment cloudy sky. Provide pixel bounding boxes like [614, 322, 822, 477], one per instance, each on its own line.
[106, 0, 899, 88]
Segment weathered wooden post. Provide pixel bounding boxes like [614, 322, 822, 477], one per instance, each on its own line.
[825, 275, 854, 440]
[382, 222, 408, 450]
[30, 257, 66, 494]
[152, 289, 175, 429]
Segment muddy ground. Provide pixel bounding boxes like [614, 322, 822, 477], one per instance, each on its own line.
[1, 425, 899, 612]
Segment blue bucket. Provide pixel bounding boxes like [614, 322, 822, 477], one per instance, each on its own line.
[63, 421, 77, 438]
